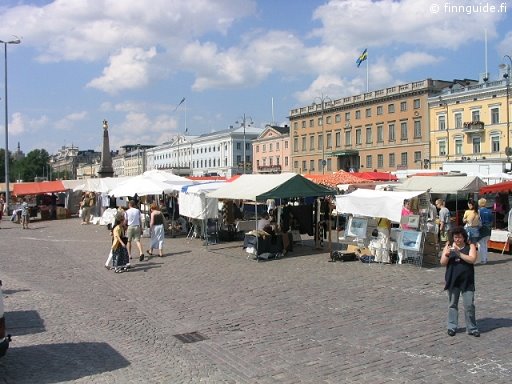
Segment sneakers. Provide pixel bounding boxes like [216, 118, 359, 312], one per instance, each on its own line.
[139, 254, 144, 261]
[468, 330, 480, 337]
[447, 329, 456, 337]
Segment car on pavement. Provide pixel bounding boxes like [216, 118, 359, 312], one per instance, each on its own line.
[0, 279, 10, 358]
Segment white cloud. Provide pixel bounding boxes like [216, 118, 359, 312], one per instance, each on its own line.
[55, 111, 88, 130]
[86, 47, 157, 93]
[393, 52, 443, 73]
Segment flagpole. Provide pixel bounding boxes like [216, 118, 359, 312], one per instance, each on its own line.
[184, 98, 187, 134]
[366, 53, 369, 92]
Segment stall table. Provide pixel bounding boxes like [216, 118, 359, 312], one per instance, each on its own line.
[488, 229, 510, 253]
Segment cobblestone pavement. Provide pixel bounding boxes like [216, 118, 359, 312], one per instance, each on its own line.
[0, 217, 511, 383]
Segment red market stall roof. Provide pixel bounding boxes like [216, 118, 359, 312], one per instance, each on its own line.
[305, 171, 372, 188]
[13, 180, 67, 196]
[355, 171, 398, 181]
[480, 180, 512, 195]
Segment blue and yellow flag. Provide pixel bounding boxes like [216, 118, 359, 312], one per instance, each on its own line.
[356, 49, 368, 67]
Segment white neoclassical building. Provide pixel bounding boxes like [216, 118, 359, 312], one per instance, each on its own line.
[146, 126, 263, 177]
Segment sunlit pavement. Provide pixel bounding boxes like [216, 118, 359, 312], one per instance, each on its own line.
[1, 217, 511, 383]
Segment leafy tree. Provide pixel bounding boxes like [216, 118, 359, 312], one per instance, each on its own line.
[11, 149, 51, 182]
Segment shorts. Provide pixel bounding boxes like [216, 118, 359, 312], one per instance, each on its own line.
[126, 225, 141, 241]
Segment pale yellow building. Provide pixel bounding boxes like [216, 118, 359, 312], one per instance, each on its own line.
[429, 75, 511, 170]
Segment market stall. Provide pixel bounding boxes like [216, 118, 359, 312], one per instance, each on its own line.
[335, 188, 436, 266]
[208, 173, 334, 258]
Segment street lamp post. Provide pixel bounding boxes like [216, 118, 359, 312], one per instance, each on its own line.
[1, 37, 20, 214]
[502, 55, 512, 161]
[236, 114, 253, 174]
[313, 94, 332, 174]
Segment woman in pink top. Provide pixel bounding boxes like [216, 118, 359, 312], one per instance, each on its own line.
[401, 200, 413, 230]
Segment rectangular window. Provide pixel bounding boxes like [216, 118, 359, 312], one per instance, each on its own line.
[326, 116, 332, 125]
[256, 145, 259, 153]
[236, 142, 241, 150]
[326, 158, 332, 171]
[335, 114, 341, 123]
[285, 141, 289, 149]
[377, 125, 383, 143]
[366, 155, 372, 169]
[400, 152, 408, 167]
[345, 130, 352, 145]
[400, 121, 408, 140]
[376, 106, 383, 115]
[310, 160, 315, 171]
[455, 138, 463, 155]
[365, 127, 372, 144]
[472, 110, 480, 122]
[293, 122, 298, 130]
[326, 133, 332, 149]
[413, 99, 420, 109]
[355, 110, 361, 119]
[414, 120, 421, 138]
[377, 154, 383, 168]
[335, 131, 341, 147]
[414, 151, 421, 163]
[365, 108, 371, 118]
[345, 112, 350, 121]
[310, 135, 315, 150]
[301, 120, 306, 128]
[285, 157, 289, 166]
[356, 128, 362, 144]
[389, 153, 395, 167]
[438, 115, 446, 130]
[318, 134, 323, 149]
[455, 112, 462, 128]
[473, 137, 481, 153]
[301, 137, 306, 151]
[491, 107, 499, 124]
[309, 119, 314, 127]
[318, 117, 323, 126]
[388, 123, 395, 141]
[276, 142, 280, 150]
[269, 143, 273, 152]
[302, 160, 307, 171]
[491, 135, 500, 152]
[293, 160, 298, 169]
[400, 101, 407, 112]
[388, 104, 395, 113]
[318, 159, 323, 171]
[439, 140, 446, 156]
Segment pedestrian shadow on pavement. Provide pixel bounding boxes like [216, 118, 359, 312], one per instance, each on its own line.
[125, 262, 164, 272]
[475, 317, 512, 333]
[2, 288, 31, 295]
[0, 342, 130, 383]
[5, 310, 45, 336]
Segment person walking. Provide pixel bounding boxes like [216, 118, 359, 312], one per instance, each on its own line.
[463, 199, 480, 244]
[111, 215, 130, 273]
[147, 202, 165, 257]
[80, 193, 92, 225]
[125, 199, 145, 261]
[436, 199, 451, 243]
[21, 198, 30, 229]
[477, 198, 493, 264]
[440, 226, 480, 337]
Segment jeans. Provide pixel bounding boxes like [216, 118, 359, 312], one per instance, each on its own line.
[477, 235, 490, 263]
[447, 287, 478, 333]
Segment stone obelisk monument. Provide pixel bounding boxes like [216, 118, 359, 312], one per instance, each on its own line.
[97, 119, 114, 178]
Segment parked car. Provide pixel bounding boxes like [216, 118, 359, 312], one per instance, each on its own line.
[0, 279, 10, 358]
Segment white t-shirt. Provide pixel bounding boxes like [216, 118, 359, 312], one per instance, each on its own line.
[125, 207, 142, 226]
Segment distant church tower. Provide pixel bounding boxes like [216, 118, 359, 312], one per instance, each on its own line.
[97, 119, 114, 178]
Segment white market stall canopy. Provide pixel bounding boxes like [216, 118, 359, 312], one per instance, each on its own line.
[72, 177, 130, 193]
[335, 189, 425, 223]
[208, 173, 334, 201]
[178, 181, 225, 220]
[109, 174, 193, 197]
[394, 175, 486, 194]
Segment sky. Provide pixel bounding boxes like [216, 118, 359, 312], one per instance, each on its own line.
[1, 0, 512, 155]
